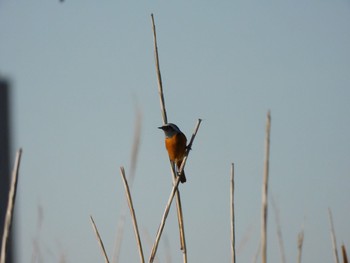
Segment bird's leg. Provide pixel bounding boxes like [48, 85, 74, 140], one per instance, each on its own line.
[171, 161, 183, 182]
[171, 161, 181, 177]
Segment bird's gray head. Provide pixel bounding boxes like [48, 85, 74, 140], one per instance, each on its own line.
[158, 123, 181, 138]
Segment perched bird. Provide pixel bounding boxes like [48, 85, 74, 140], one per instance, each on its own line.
[159, 123, 187, 183]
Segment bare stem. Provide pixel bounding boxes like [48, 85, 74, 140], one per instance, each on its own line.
[149, 176, 182, 263]
[120, 167, 145, 263]
[0, 148, 23, 263]
[177, 119, 202, 174]
[90, 216, 110, 263]
[113, 109, 142, 263]
[151, 13, 167, 125]
[230, 163, 236, 263]
[151, 14, 186, 257]
[261, 111, 271, 263]
[328, 208, 340, 263]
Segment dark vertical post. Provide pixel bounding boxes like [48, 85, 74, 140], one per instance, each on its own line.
[0, 78, 13, 263]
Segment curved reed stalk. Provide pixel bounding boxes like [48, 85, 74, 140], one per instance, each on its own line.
[120, 167, 145, 263]
[0, 148, 22, 263]
[113, 109, 142, 262]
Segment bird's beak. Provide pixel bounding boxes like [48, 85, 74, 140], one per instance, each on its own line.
[158, 126, 164, 130]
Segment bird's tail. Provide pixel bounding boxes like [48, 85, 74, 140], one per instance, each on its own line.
[179, 170, 186, 183]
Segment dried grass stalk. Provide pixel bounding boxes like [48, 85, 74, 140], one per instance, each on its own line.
[230, 163, 236, 263]
[113, 110, 142, 263]
[149, 176, 182, 263]
[151, 13, 167, 125]
[151, 14, 186, 257]
[120, 167, 145, 263]
[177, 119, 202, 174]
[90, 216, 110, 263]
[0, 148, 23, 263]
[328, 208, 340, 263]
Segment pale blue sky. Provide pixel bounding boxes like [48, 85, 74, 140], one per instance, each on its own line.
[1, 1, 350, 262]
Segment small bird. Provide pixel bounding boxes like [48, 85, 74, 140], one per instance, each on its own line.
[159, 123, 187, 183]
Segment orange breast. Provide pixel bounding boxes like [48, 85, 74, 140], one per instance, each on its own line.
[165, 132, 187, 162]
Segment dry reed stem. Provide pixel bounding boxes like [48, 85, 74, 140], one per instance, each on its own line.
[271, 197, 286, 263]
[171, 118, 202, 262]
[230, 163, 236, 263]
[90, 216, 110, 263]
[151, 13, 186, 257]
[328, 208, 340, 263]
[169, 168, 187, 262]
[297, 225, 304, 263]
[167, 160, 186, 256]
[151, 13, 167, 125]
[120, 167, 145, 263]
[149, 120, 202, 263]
[113, 109, 142, 263]
[149, 176, 181, 263]
[0, 148, 22, 263]
[342, 244, 348, 263]
[177, 119, 202, 173]
[261, 111, 271, 263]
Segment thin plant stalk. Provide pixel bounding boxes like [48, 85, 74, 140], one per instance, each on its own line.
[0, 148, 23, 263]
[120, 167, 145, 263]
[149, 120, 202, 263]
[177, 119, 202, 174]
[90, 216, 110, 263]
[151, 13, 186, 257]
[151, 13, 167, 125]
[230, 163, 236, 263]
[168, 164, 187, 262]
[149, 176, 181, 263]
[113, 109, 142, 263]
[328, 208, 340, 263]
[261, 111, 271, 263]
[297, 225, 304, 263]
[171, 118, 202, 262]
